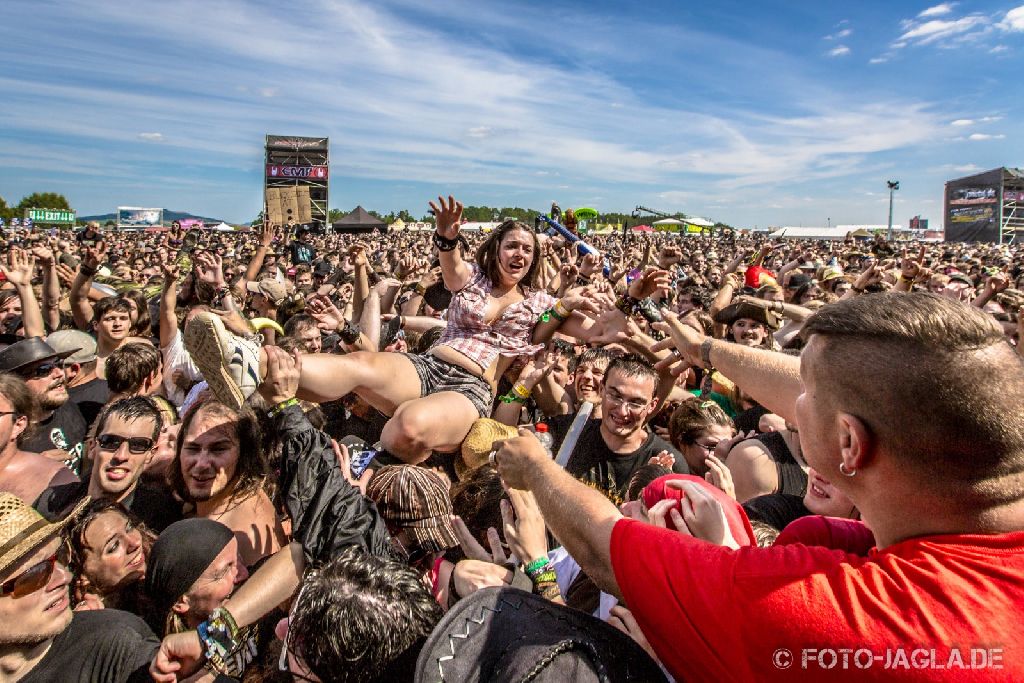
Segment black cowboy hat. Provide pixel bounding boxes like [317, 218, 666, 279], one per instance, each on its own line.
[0, 336, 80, 373]
[415, 587, 667, 683]
[713, 301, 782, 330]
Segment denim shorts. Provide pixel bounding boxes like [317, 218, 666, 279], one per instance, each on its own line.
[404, 353, 493, 417]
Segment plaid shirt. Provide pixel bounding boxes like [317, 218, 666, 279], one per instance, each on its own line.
[434, 264, 556, 370]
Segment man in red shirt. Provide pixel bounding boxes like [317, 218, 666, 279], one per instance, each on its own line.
[495, 292, 1024, 681]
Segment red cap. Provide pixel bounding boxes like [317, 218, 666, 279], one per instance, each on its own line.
[641, 474, 756, 546]
[745, 265, 777, 289]
[535, 423, 549, 433]
[774, 516, 875, 555]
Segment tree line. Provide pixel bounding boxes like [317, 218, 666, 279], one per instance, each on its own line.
[0, 192, 74, 223]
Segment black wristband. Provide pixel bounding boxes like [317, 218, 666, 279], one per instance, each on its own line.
[338, 320, 361, 344]
[432, 231, 460, 252]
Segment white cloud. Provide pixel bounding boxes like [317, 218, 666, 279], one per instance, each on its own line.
[467, 126, 493, 139]
[827, 45, 851, 57]
[258, 87, 278, 98]
[989, 44, 1009, 53]
[918, 3, 956, 18]
[967, 133, 1005, 140]
[951, 115, 1002, 126]
[868, 55, 890, 64]
[1000, 6, 1024, 31]
[824, 28, 853, 40]
[137, 132, 164, 141]
[896, 15, 989, 46]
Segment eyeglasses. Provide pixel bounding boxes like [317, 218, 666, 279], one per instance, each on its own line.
[694, 440, 720, 453]
[19, 361, 61, 379]
[96, 434, 155, 454]
[604, 389, 650, 413]
[1, 543, 69, 598]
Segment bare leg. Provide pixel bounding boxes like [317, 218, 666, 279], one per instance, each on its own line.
[380, 391, 481, 464]
[289, 351, 423, 411]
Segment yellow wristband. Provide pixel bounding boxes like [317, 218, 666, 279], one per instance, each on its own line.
[512, 382, 532, 399]
[553, 299, 571, 319]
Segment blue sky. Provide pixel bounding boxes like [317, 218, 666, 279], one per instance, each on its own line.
[1, 0, 1022, 228]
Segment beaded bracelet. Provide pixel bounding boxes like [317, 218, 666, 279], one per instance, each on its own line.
[499, 392, 528, 404]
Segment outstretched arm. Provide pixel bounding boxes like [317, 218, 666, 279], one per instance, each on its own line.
[1, 249, 46, 338]
[32, 246, 61, 332]
[654, 311, 803, 424]
[158, 263, 180, 350]
[70, 242, 105, 330]
[430, 195, 474, 292]
[494, 431, 624, 599]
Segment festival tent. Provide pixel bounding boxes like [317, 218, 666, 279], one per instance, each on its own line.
[460, 222, 502, 232]
[212, 222, 235, 232]
[632, 224, 653, 232]
[389, 219, 406, 231]
[653, 218, 685, 233]
[332, 206, 387, 234]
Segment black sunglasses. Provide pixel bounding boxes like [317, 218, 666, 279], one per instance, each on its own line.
[96, 434, 155, 454]
[19, 361, 61, 379]
[1, 543, 69, 598]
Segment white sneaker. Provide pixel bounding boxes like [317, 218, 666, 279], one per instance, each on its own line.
[184, 312, 261, 409]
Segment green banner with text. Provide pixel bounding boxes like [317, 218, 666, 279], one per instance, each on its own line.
[25, 208, 76, 224]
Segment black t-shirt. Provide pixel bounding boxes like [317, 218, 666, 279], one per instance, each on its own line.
[34, 480, 182, 532]
[123, 482, 184, 533]
[548, 416, 687, 504]
[743, 493, 810, 532]
[68, 377, 109, 430]
[21, 401, 87, 474]
[22, 609, 159, 683]
[288, 240, 316, 265]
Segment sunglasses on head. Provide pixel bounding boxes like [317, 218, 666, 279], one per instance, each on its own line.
[19, 361, 60, 379]
[1, 542, 69, 598]
[96, 434, 155, 454]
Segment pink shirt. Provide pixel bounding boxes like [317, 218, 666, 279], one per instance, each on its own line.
[434, 264, 556, 372]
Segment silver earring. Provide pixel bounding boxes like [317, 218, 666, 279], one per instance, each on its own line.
[839, 463, 857, 477]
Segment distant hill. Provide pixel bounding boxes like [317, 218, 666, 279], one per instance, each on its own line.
[77, 209, 229, 225]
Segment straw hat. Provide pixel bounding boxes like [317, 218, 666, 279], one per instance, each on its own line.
[459, 418, 519, 479]
[0, 493, 88, 577]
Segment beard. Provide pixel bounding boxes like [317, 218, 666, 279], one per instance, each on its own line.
[37, 387, 68, 411]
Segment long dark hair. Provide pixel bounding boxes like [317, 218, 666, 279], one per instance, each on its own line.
[67, 499, 156, 611]
[121, 290, 154, 338]
[169, 400, 267, 504]
[474, 220, 542, 290]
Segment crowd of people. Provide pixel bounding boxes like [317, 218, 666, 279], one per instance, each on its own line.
[1, 197, 1023, 682]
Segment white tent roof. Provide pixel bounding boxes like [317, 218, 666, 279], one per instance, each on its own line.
[685, 217, 714, 227]
[460, 221, 501, 231]
[213, 222, 234, 232]
[768, 225, 908, 240]
[652, 218, 684, 225]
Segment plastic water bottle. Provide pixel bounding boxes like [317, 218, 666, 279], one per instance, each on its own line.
[534, 423, 554, 458]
